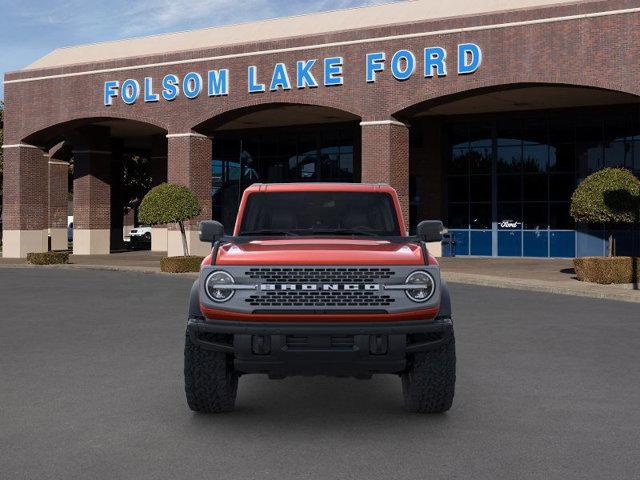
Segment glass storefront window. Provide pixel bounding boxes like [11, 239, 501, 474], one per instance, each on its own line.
[497, 145, 522, 173]
[211, 123, 358, 230]
[444, 106, 640, 256]
[523, 174, 547, 202]
[523, 144, 548, 173]
[447, 204, 469, 229]
[470, 175, 492, 202]
[523, 203, 548, 230]
[470, 203, 492, 229]
[497, 175, 521, 201]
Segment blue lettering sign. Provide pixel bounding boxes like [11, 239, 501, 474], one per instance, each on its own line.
[104, 80, 119, 106]
[366, 52, 385, 83]
[458, 43, 482, 74]
[296, 59, 318, 89]
[121, 79, 140, 104]
[183, 72, 203, 99]
[270, 63, 292, 91]
[161, 74, 179, 101]
[390, 50, 415, 81]
[248, 66, 265, 93]
[208, 69, 229, 96]
[144, 77, 159, 102]
[324, 57, 343, 86]
[101, 45, 483, 105]
[424, 47, 447, 77]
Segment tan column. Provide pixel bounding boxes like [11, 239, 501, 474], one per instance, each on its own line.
[72, 149, 112, 255]
[166, 133, 212, 257]
[360, 120, 410, 230]
[1, 144, 49, 257]
[48, 159, 69, 251]
[150, 134, 168, 252]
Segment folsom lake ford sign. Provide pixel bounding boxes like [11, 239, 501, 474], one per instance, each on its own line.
[103, 43, 482, 106]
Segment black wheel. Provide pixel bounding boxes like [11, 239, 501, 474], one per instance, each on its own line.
[184, 330, 238, 413]
[144, 232, 151, 241]
[401, 331, 456, 413]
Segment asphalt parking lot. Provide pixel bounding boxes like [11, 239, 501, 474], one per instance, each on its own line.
[1, 268, 639, 479]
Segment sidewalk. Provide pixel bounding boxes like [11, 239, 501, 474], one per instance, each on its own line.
[438, 257, 640, 303]
[1, 251, 639, 303]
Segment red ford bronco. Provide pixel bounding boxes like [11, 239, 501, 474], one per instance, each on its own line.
[186, 183, 455, 413]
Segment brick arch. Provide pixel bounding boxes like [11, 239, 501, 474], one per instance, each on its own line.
[189, 100, 362, 134]
[391, 81, 640, 120]
[21, 115, 168, 149]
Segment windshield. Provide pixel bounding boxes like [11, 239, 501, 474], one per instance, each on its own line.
[239, 191, 400, 237]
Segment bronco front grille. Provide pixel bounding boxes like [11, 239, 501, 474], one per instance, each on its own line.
[244, 267, 395, 283]
[245, 290, 395, 308]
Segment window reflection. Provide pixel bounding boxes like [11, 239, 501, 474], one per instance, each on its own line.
[445, 107, 640, 244]
[211, 124, 358, 231]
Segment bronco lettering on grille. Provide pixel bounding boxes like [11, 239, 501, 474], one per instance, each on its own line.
[259, 284, 381, 291]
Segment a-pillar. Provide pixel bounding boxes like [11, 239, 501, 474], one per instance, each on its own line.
[48, 147, 69, 251]
[166, 132, 212, 257]
[360, 119, 410, 227]
[72, 127, 112, 255]
[1, 143, 49, 258]
[150, 134, 168, 252]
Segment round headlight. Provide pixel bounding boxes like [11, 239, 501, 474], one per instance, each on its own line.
[205, 271, 235, 302]
[404, 271, 435, 303]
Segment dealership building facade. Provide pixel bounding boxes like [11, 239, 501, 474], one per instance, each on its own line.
[3, 0, 640, 258]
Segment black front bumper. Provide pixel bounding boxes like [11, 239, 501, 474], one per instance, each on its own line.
[187, 317, 453, 378]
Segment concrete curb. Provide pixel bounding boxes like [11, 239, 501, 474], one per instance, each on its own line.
[1, 263, 638, 303]
[0, 262, 199, 278]
[443, 272, 640, 304]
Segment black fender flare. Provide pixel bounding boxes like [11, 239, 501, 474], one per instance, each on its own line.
[188, 280, 203, 319]
[437, 279, 452, 319]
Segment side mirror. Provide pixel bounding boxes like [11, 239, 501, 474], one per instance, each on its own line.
[198, 220, 225, 243]
[416, 220, 444, 243]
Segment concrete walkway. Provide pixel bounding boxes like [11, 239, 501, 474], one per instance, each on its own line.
[1, 251, 639, 303]
[439, 257, 640, 303]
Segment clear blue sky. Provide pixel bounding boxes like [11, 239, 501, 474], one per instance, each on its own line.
[0, 0, 399, 100]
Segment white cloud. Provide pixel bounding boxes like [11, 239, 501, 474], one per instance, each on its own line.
[12, 0, 400, 40]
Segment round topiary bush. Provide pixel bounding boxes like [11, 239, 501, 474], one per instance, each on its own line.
[570, 168, 640, 259]
[570, 168, 640, 224]
[139, 183, 202, 256]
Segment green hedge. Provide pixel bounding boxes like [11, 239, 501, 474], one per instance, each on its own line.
[27, 251, 70, 265]
[574, 256, 640, 284]
[160, 256, 204, 273]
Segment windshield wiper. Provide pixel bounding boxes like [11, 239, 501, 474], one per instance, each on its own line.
[240, 229, 299, 236]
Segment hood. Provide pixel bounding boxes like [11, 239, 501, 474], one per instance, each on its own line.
[215, 238, 424, 265]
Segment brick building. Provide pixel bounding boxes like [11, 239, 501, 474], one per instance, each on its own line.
[3, 0, 640, 258]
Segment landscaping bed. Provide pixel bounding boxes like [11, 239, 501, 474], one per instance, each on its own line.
[574, 256, 640, 284]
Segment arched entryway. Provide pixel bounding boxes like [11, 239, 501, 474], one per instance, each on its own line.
[194, 103, 361, 232]
[398, 84, 640, 257]
[4, 117, 167, 257]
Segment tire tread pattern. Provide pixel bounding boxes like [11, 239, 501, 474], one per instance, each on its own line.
[184, 331, 238, 413]
[402, 332, 456, 413]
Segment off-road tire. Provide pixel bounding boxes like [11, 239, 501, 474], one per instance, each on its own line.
[401, 331, 456, 413]
[184, 331, 238, 413]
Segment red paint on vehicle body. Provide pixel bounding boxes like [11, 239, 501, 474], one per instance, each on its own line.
[201, 183, 436, 323]
[200, 304, 440, 323]
[215, 239, 424, 266]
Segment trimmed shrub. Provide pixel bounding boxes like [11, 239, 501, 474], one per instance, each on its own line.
[139, 183, 202, 256]
[27, 251, 70, 265]
[574, 256, 640, 284]
[570, 168, 640, 224]
[160, 256, 204, 273]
